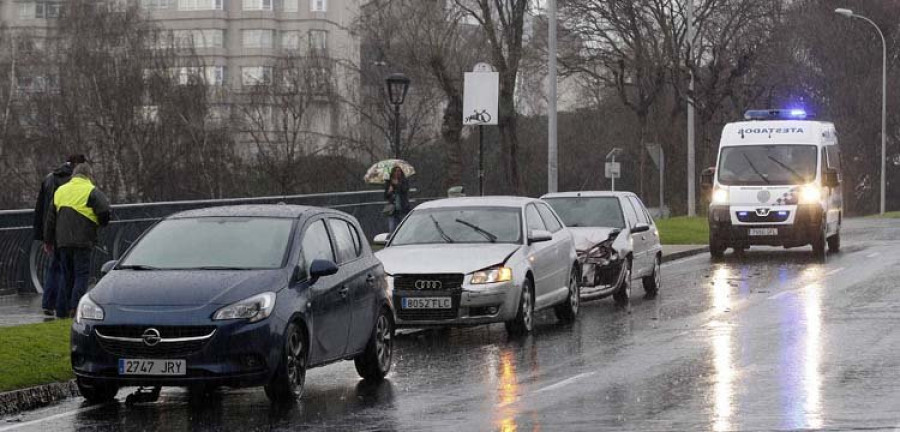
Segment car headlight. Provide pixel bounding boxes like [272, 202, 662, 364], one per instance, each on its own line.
[470, 267, 513, 284]
[800, 185, 822, 204]
[213, 292, 276, 323]
[712, 188, 729, 204]
[76, 295, 104, 323]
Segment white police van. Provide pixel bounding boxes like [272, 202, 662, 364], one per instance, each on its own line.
[705, 109, 842, 259]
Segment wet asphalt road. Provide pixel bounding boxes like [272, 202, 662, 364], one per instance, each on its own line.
[4, 218, 900, 431]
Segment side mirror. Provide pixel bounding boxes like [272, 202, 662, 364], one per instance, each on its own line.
[100, 260, 117, 275]
[823, 169, 840, 188]
[632, 223, 651, 234]
[700, 167, 716, 189]
[309, 259, 339, 284]
[373, 233, 390, 246]
[528, 229, 553, 244]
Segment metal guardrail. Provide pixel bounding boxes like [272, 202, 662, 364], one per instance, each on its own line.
[0, 190, 427, 294]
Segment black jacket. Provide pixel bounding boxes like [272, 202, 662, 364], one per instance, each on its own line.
[33, 163, 74, 242]
[384, 178, 411, 214]
[43, 176, 111, 249]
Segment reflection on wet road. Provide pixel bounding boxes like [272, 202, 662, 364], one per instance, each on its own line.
[4, 219, 900, 431]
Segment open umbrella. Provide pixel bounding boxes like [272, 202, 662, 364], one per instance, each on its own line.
[364, 159, 416, 184]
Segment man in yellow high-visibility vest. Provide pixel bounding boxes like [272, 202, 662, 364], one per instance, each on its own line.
[44, 163, 111, 318]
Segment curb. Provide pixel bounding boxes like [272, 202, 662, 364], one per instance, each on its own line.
[662, 246, 709, 263]
[0, 380, 79, 418]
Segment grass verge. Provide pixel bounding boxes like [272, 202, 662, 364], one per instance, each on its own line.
[868, 211, 900, 219]
[0, 319, 72, 392]
[655, 217, 708, 245]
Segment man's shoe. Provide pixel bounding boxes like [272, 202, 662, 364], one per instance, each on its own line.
[42, 309, 54, 316]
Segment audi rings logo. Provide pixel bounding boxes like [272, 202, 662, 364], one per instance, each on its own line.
[142, 328, 161, 347]
[415, 280, 442, 290]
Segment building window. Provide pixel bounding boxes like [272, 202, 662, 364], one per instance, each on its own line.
[173, 29, 224, 49]
[281, 31, 301, 51]
[309, 0, 325, 12]
[242, 0, 272, 11]
[141, 0, 173, 10]
[19, 1, 62, 19]
[242, 66, 272, 86]
[309, 30, 327, 55]
[168, 66, 225, 86]
[283, 0, 297, 12]
[177, 0, 223, 11]
[242, 29, 274, 49]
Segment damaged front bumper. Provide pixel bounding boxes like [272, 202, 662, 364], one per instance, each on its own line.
[577, 241, 627, 298]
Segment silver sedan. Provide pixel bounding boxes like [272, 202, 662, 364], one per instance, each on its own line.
[374, 196, 580, 336]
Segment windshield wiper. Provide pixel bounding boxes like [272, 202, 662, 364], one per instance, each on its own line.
[430, 215, 455, 243]
[454, 219, 498, 243]
[766, 155, 806, 183]
[742, 153, 771, 184]
[116, 264, 161, 271]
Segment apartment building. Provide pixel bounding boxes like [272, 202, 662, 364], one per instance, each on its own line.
[0, 0, 362, 154]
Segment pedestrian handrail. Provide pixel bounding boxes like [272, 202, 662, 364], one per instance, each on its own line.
[0, 189, 431, 294]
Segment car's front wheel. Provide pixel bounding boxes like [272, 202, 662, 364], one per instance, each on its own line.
[76, 377, 118, 404]
[265, 321, 307, 402]
[642, 255, 661, 298]
[506, 279, 534, 336]
[554, 268, 580, 323]
[355, 308, 394, 381]
[612, 261, 632, 306]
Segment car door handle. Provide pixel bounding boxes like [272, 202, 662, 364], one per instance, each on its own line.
[340, 286, 349, 298]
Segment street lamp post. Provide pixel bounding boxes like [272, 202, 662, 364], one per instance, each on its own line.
[385, 73, 411, 159]
[835, 8, 887, 215]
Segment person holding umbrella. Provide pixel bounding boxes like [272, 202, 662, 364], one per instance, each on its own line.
[384, 166, 410, 233]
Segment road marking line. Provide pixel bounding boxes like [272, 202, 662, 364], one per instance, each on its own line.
[767, 291, 793, 300]
[0, 403, 107, 432]
[867, 253, 881, 258]
[824, 267, 845, 277]
[532, 372, 595, 395]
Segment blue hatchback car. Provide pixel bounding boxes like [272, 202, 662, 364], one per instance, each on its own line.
[71, 205, 394, 403]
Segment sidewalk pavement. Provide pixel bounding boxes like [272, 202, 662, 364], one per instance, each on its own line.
[0, 294, 53, 328]
[662, 244, 709, 263]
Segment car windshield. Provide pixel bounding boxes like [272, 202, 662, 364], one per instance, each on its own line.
[390, 207, 522, 245]
[544, 197, 625, 229]
[717, 145, 817, 186]
[119, 217, 294, 270]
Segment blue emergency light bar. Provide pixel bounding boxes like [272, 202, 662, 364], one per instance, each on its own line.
[744, 109, 812, 121]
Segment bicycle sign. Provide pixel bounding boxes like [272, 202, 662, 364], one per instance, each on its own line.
[463, 68, 498, 126]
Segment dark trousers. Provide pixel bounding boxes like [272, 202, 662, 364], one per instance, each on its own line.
[41, 248, 63, 311]
[58, 247, 91, 318]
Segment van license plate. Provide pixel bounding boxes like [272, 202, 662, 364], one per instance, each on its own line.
[402, 297, 451, 309]
[749, 228, 778, 236]
[118, 359, 186, 376]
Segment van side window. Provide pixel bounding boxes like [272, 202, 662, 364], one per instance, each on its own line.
[826, 145, 841, 170]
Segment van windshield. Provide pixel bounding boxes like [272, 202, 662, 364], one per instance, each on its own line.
[717, 145, 817, 186]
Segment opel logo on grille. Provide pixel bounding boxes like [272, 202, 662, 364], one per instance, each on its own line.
[415, 280, 442, 290]
[757, 190, 771, 203]
[142, 328, 161, 347]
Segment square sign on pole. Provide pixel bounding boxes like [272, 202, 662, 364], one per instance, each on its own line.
[463, 66, 498, 126]
[605, 162, 621, 179]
